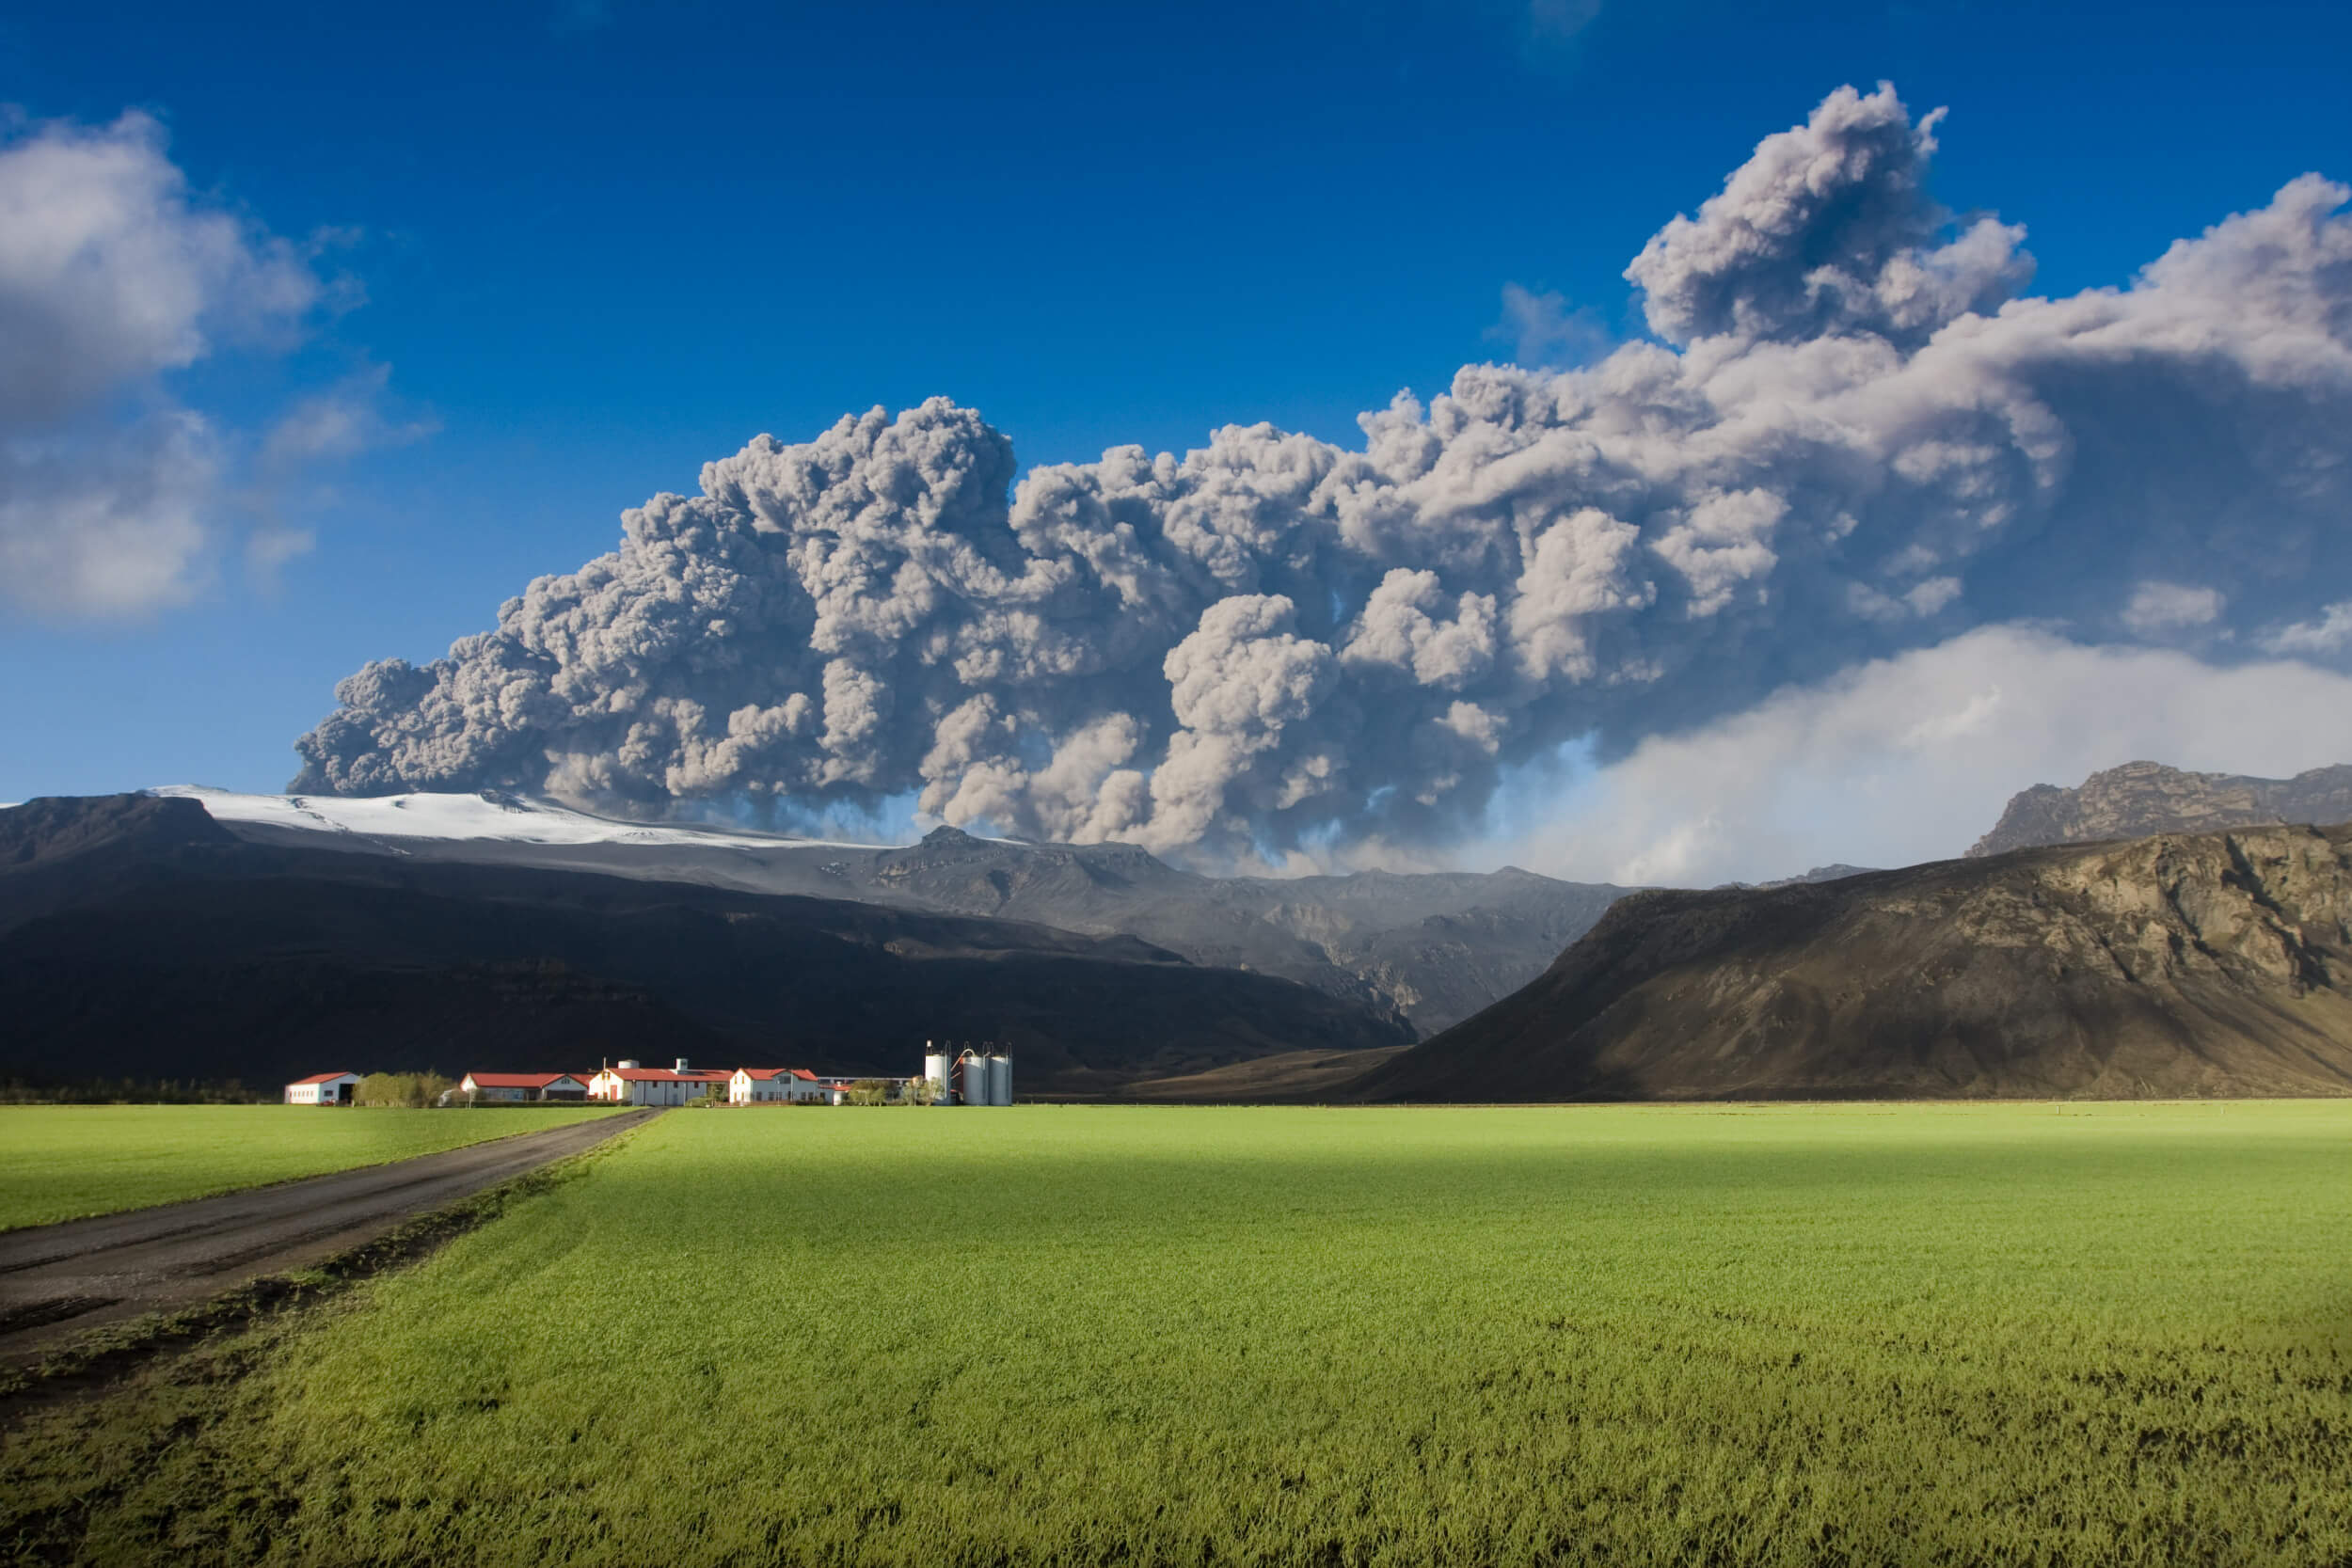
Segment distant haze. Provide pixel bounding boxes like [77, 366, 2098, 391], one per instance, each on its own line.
[1495, 632, 2352, 887]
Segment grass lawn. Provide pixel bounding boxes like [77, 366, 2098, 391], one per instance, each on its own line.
[0, 1104, 623, 1231]
[7, 1101, 2350, 1565]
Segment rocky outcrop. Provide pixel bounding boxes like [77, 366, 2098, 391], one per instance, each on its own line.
[1968, 761, 2352, 858]
[1353, 824, 2352, 1101]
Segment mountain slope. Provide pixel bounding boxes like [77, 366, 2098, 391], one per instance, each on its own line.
[1969, 761, 2352, 857]
[164, 788, 1632, 1034]
[850, 831, 1628, 1031]
[1354, 823, 2352, 1101]
[0, 796, 1410, 1092]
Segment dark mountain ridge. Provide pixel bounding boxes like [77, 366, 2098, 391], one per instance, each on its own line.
[197, 796, 1633, 1035]
[0, 796, 1409, 1092]
[1353, 822, 2352, 1102]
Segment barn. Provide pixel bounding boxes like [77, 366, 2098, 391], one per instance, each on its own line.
[459, 1071, 593, 1102]
[284, 1071, 359, 1105]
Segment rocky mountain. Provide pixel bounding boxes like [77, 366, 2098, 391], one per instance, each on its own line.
[167, 788, 1633, 1035]
[0, 796, 1410, 1094]
[850, 831, 1626, 1034]
[1351, 824, 2352, 1101]
[1968, 761, 2352, 858]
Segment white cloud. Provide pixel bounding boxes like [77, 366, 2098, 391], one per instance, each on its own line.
[1495, 626, 2352, 887]
[1905, 576, 1962, 616]
[0, 111, 316, 426]
[2263, 600, 2352, 655]
[2122, 579, 2225, 636]
[260, 365, 433, 468]
[0, 410, 215, 615]
[0, 111, 410, 621]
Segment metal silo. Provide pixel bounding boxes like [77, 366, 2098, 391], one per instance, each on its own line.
[954, 1051, 981, 1106]
[923, 1044, 950, 1104]
[988, 1053, 1012, 1105]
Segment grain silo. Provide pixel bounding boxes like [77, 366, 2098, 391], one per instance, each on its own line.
[931, 1044, 1013, 1105]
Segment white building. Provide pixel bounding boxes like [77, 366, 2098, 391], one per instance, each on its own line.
[284, 1070, 360, 1105]
[730, 1068, 831, 1104]
[587, 1058, 732, 1106]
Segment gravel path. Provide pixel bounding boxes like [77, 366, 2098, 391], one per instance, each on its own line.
[0, 1109, 654, 1360]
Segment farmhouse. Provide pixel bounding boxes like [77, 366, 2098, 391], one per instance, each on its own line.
[459, 1071, 592, 1102]
[730, 1068, 831, 1104]
[587, 1058, 733, 1106]
[284, 1070, 359, 1105]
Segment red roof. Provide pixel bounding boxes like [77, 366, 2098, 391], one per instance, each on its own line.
[288, 1070, 357, 1085]
[596, 1068, 730, 1083]
[790, 1069, 820, 1081]
[737, 1068, 796, 1081]
[463, 1072, 584, 1089]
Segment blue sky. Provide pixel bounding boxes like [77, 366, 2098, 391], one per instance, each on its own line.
[3, 0, 2349, 878]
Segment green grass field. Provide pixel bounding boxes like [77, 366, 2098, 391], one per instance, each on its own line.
[0, 1104, 622, 1230]
[8, 1102, 2350, 1565]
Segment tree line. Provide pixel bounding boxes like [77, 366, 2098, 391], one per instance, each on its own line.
[354, 1071, 458, 1107]
[0, 1076, 273, 1104]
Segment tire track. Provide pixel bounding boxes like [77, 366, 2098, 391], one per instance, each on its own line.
[0, 1110, 654, 1359]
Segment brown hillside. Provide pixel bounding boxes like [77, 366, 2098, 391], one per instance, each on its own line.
[1352, 824, 2352, 1101]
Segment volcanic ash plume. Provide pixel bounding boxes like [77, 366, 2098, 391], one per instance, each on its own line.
[292, 84, 2352, 862]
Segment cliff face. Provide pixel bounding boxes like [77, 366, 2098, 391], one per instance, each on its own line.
[1354, 824, 2352, 1101]
[1968, 761, 2352, 858]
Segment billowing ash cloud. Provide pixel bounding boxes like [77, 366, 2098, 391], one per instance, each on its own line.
[294, 84, 2352, 861]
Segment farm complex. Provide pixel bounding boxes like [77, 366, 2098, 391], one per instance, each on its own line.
[282, 1044, 1017, 1108]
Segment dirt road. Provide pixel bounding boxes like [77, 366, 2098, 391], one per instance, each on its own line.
[0, 1109, 654, 1361]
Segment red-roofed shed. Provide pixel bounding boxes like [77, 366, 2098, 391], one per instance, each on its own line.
[459, 1071, 593, 1102]
[284, 1071, 359, 1105]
